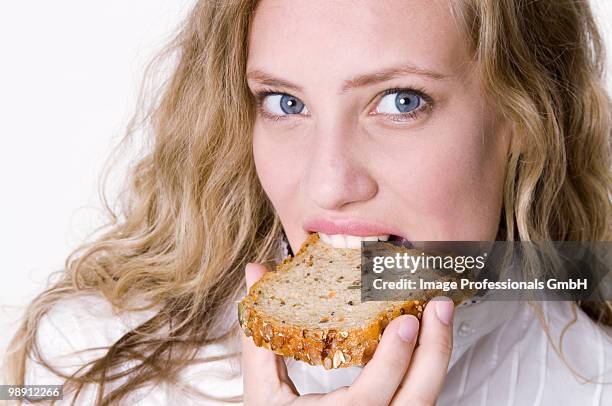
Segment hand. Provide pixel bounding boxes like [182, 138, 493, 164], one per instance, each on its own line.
[241, 263, 455, 406]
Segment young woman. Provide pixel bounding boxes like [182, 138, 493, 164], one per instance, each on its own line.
[5, 0, 611, 404]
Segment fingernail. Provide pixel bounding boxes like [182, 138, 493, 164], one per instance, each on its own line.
[397, 315, 419, 342]
[434, 297, 454, 326]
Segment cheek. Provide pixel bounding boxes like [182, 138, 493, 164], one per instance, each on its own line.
[436, 138, 505, 239]
[252, 123, 303, 225]
[253, 127, 284, 204]
[389, 110, 508, 240]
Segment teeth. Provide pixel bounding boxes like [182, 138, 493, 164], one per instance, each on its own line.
[319, 233, 332, 245]
[331, 234, 345, 248]
[346, 235, 362, 249]
[318, 233, 390, 249]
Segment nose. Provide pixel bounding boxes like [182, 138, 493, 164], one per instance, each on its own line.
[302, 126, 378, 211]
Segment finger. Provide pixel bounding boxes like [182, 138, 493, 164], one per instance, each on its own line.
[241, 263, 298, 404]
[245, 262, 267, 290]
[391, 296, 454, 406]
[348, 315, 419, 406]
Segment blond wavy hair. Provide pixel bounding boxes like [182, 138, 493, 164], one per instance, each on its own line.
[4, 0, 611, 404]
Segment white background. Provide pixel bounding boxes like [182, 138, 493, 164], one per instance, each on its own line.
[1, 1, 611, 367]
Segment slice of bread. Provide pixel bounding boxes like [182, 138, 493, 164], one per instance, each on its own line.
[238, 233, 467, 369]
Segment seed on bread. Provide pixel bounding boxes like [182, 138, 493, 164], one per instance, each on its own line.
[333, 350, 346, 368]
[323, 357, 332, 370]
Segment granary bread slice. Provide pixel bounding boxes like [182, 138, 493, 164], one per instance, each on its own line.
[238, 233, 468, 369]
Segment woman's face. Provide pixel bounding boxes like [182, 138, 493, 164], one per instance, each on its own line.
[247, 0, 511, 253]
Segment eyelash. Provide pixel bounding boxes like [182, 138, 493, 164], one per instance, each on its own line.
[252, 86, 434, 124]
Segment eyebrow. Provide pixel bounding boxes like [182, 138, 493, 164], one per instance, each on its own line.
[246, 64, 448, 93]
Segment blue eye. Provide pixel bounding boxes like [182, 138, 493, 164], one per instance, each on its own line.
[262, 94, 309, 115]
[376, 90, 422, 114]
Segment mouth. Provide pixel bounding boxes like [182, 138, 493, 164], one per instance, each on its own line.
[303, 217, 410, 249]
[317, 233, 409, 249]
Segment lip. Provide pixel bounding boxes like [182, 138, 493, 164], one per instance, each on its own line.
[303, 217, 406, 238]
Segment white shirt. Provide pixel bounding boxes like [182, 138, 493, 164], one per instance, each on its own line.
[25, 290, 612, 405]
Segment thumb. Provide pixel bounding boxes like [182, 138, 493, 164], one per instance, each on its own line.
[245, 262, 267, 290]
[241, 263, 298, 404]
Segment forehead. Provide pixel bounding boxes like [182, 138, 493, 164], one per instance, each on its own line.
[247, 0, 471, 87]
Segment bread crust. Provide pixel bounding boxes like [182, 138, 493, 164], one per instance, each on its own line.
[238, 233, 465, 369]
